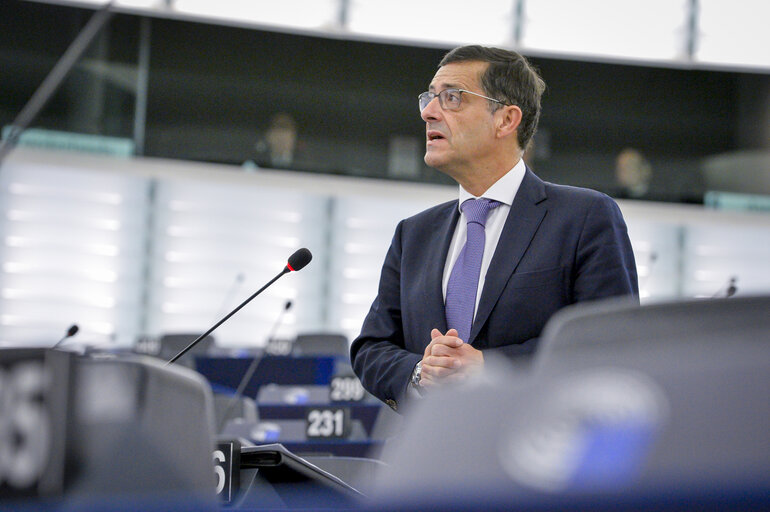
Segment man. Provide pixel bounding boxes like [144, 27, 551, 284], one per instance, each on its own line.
[614, 147, 653, 199]
[350, 46, 638, 411]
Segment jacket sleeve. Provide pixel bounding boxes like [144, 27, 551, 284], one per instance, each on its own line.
[572, 194, 639, 302]
[349, 221, 422, 410]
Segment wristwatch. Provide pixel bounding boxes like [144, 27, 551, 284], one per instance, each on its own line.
[411, 361, 423, 393]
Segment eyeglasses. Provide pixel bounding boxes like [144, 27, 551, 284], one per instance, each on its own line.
[418, 88, 506, 112]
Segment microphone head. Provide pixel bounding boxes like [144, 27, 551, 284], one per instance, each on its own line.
[67, 324, 79, 337]
[726, 276, 738, 298]
[284, 300, 293, 310]
[287, 248, 312, 272]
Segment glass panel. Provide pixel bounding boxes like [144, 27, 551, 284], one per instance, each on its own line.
[347, 0, 516, 46]
[174, 0, 339, 30]
[697, 0, 770, 69]
[37, 1, 160, 6]
[0, 3, 140, 148]
[143, 20, 448, 184]
[523, 0, 690, 61]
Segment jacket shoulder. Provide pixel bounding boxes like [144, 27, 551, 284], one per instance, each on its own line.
[400, 199, 457, 226]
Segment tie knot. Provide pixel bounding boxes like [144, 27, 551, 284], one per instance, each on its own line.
[461, 198, 500, 227]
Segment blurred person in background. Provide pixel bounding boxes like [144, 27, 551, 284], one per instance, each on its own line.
[244, 112, 300, 170]
[614, 147, 653, 199]
[351, 45, 638, 412]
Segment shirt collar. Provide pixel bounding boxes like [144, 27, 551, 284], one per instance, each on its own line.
[457, 158, 527, 211]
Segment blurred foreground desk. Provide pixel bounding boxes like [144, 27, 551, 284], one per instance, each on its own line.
[367, 296, 770, 512]
[0, 348, 218, 510]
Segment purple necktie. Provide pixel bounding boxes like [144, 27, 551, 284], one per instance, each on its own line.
[445, 198, 501, 343]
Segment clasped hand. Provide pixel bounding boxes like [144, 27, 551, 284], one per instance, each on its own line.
[419, 328, 484, 389]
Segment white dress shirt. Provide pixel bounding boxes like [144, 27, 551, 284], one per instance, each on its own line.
[441, 158, 527, 320]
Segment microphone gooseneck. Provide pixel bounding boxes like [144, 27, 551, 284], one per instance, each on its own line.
[210, 272, 247, 325]
[218, 299, 294, 431]
[166, 249, 312, 366]
[267, 300, 293, 343]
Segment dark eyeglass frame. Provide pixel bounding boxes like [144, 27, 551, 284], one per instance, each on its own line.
[418, 88, 506, 112]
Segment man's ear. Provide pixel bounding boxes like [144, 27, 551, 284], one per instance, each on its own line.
[496, 105, 522, 139]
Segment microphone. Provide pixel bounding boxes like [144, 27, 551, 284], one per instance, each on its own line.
[268, 300, 293, 342]
[287, 248, 312, 272]
[726, 277, 738, 298]
[52, 324, 79, 349]
[166, 248, 312, 365]
[263, 299, 295, 356]
[712, 276, 738, 299]
[218, 299, 293, 431]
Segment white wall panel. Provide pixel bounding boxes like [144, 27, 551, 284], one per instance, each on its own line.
[327, 195, 439, 343]
[0, 161, 148, 348]
[682, 223, 770, 298]
[3, 150, 769, 352]
[146, 178, 328, 348]
[624, 219, 682, 301]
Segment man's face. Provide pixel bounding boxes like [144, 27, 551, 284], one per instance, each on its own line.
[421, 61, 498, 178]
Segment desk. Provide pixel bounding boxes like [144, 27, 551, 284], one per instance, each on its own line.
[195, 355, 336, 397]
[256, 384, 383, 436]
[221, 419, 384, 458]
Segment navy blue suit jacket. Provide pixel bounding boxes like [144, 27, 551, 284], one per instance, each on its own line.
[350, 169, 638, 409]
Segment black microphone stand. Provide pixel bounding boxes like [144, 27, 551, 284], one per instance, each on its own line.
[217, 300, 293, 431]
[165, 247, 311, 366]
[166, 268, 289, 366]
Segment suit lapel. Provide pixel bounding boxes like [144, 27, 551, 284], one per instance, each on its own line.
[470, 169, 547, 344]
[421, 202, 460, 334]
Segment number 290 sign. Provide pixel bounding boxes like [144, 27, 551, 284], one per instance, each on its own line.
[305, 408, 351, 439]
[328, 376, 366, 402]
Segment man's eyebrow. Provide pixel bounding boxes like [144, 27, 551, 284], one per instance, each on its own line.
[429, 82, 460, 92]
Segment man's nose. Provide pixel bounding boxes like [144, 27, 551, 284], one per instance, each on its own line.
[420, 96, 442, 122]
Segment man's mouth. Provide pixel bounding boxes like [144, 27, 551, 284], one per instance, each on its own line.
[427, 131, 445, 142]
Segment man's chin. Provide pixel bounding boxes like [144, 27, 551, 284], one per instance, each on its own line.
[424, 153, 449, 171]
